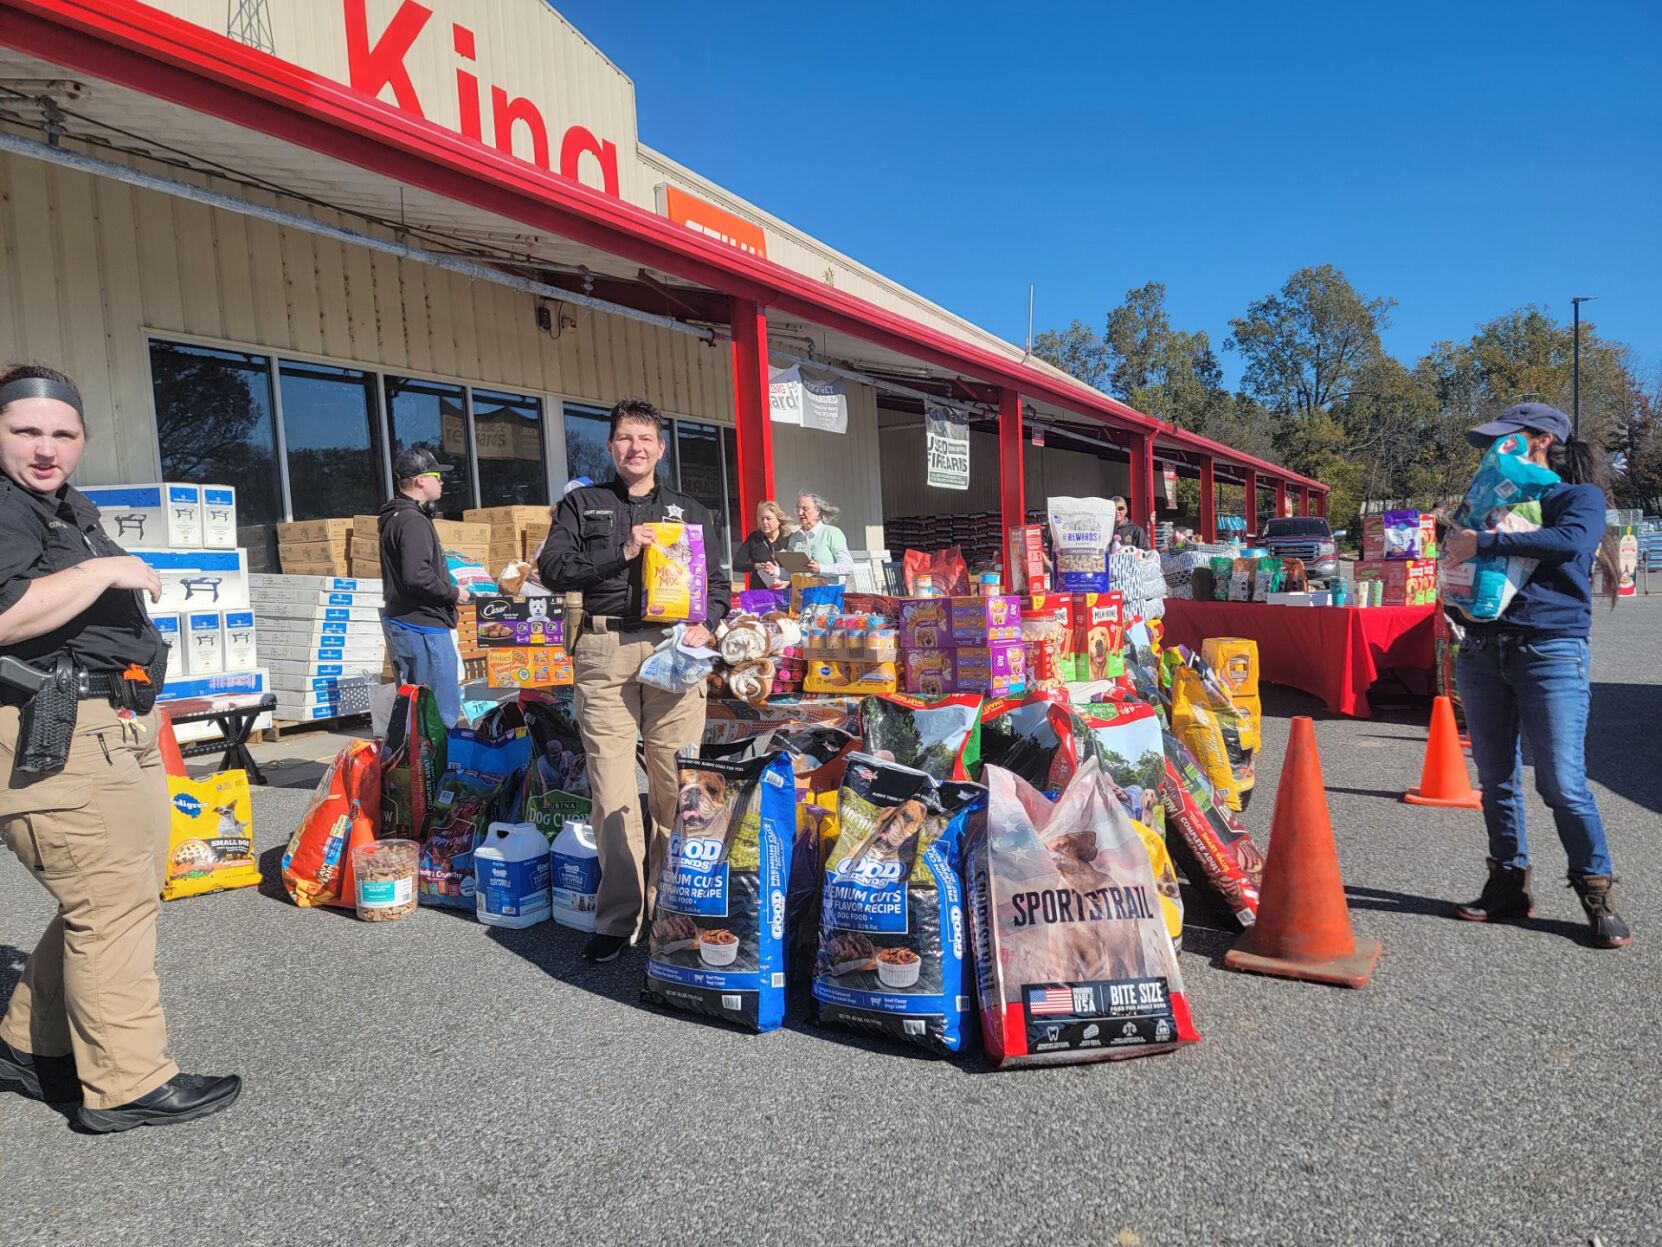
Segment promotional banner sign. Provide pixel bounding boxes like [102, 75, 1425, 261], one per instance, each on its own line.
[1162, 464, 1178, 508]
[926, 405, 971, 490]
[769, 365, 848, 434]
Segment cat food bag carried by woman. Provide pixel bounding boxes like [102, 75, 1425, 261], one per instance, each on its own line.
[813, 756, 984, 1055]
[642, 522, 709, 622]
[644, 749, 798, 1032]
[969, 759, 1198, 1068]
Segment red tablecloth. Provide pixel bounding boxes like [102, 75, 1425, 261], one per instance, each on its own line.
[1157, 600, 1436, 718]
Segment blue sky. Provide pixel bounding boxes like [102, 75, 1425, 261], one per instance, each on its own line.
[558, 0, 1661, 389]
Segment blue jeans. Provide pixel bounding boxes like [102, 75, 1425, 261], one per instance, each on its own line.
[383, 622, 463, 728]
[1455, 634, 1611, 877]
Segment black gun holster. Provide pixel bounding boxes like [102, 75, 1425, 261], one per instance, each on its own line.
[16, 656, 82, 775]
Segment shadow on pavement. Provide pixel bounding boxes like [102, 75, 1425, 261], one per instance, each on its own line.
[1586, 681, 1662, 815]
[1345, 884, 1587, 941]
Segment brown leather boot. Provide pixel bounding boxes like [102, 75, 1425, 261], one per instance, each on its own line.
[1454, 858, 1534, 922]
[1569, 874, 1633, 949]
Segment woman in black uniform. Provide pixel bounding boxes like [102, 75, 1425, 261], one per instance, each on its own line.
[0, 364, 239, 1132]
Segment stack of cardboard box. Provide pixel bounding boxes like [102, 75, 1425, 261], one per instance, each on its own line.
[464, 505, 554, 574]
[277, 518, 355, 577]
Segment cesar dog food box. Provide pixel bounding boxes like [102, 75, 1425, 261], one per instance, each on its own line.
[645, 750, 799, 1032]
[473, 595, 574, 689]
[813, 756, 984, 1054]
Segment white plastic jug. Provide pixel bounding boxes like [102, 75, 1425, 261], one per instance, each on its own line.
[549, 817, 601, 932]
[475, 821, 552, 928]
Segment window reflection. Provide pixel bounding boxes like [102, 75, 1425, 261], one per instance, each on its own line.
[474, 388, 547, 506]
[277, 362, 385, 521]
[386, 375, 472, 517]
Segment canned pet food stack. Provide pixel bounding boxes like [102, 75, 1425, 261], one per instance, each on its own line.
[549, 817, 601, 931]
[475, 821, 552, 929]
[353, 839, 419, 922]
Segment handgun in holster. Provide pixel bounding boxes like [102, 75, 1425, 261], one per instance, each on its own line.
[1, 654, 81, 775]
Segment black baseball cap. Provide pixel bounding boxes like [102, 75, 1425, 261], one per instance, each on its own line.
[393, 447, 453, 480]
[1467, 402, 1572, 449]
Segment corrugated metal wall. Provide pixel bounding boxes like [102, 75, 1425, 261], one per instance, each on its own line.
[878, 426, 1130, 519]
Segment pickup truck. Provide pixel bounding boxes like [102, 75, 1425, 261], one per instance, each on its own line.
[1258, 517, 1341, 584]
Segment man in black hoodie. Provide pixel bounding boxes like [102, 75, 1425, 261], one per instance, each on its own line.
[379, 448, 467, 726]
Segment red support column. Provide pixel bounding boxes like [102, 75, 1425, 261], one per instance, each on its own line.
[1128, 433, 1155, 541]
[1299, 485, 1312, 516]
[1274, 478, 1288, 518]
[729, 298, 774, 548]
[1197, 454, 1217, 542]
[1314, 490, 1327, 518]
[998, 388, 1025, 581]
[1241, 468, 1258, 538]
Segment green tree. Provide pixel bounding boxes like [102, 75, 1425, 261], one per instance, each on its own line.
[1032, 320, 1110, 391]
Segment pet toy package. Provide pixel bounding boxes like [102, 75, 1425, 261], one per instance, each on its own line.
[813, 756, 984, 1054]
[642, 522, 708, 622]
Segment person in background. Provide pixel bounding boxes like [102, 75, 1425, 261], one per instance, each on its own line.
[733, 500, 794, 588]
[1110, 495, 1151, 549]
[539, 397, 729, 964]
[789, 493, 855, 578]
[1443, 402, 1630, 948]
[0, 363, 240, 1132]
[379, 447, 467, 728]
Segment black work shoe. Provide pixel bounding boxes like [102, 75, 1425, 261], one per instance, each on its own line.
[1570, 875, 1633, 949]
[77, 1072, 242, 1134]
[0, 1040, 79, 1103]
[583, 934, 630, 964]
[1454, 858, 1534, 922]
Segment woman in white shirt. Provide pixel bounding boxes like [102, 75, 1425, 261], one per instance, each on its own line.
[787, 493, 855, 578]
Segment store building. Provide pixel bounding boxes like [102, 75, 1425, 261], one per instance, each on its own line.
[0, 0, 1326, 576]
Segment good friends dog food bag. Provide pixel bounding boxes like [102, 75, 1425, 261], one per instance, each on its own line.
[969, 759, 1198, 1067]
[1082, 693, 1168, 833]
[813, 755, 984, 1055]
[642, 521, 708, 623]
[645, 749, 797, 1032]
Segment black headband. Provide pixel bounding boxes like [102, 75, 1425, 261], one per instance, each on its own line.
[0, 377, 83, 415]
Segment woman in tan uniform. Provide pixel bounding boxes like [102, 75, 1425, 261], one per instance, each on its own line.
[0, 364, 239, 1132]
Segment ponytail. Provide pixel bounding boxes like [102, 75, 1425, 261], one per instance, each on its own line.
[1549, 436, 1620, 607]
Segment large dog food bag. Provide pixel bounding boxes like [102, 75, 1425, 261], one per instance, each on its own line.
[1159, 730, 1265, 927]
[969, 759, 1198, 1067]
[1441, 431, 1559, 622]
[645, 749, 797, 1032]
[812, 755, 984, 1054]
[861, 693, 984, 781]
[381, 684, 447, 840]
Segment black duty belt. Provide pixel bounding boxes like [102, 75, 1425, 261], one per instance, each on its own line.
[586, 615, 669, 634]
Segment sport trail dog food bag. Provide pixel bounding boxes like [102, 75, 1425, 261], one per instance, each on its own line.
[861, 692, 984, 781]
[1159, 729, 1265, 927]
[969, 759, 1198, 1067]
[381, 684, 447, 840]
[1082, 693, 1168, 833]
[645, 749, 797, 1031]
[813, 755, 984, 1054]
[642, 522, 708, 623]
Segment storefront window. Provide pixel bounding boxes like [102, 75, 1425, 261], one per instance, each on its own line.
[386, 375, 472, 517]
[150, 340, 281, 567]
[722, 426, 743, 550]
[474, 388, 547, 507]
[676, 420, 729, 565]
[278, 361, 385, 521]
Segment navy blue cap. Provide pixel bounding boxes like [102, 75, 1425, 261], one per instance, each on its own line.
[1467, 402, 1571, 449]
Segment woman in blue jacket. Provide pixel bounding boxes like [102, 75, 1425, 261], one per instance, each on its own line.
[1443, 403, 1629, 948]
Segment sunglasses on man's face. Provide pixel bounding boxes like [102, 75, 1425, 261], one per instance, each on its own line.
[420, 471, 443, 481]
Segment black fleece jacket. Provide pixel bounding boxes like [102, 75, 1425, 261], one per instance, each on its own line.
[378, 494, 460, 628]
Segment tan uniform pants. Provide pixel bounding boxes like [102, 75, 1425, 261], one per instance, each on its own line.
[571, 627, 707, 939]
[0, 700, 177, 1109]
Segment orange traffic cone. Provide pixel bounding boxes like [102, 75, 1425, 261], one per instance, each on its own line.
[1403, 696, 1482, 809]
[1224, 716, 1381, 988]
[156, 709, 188, 779]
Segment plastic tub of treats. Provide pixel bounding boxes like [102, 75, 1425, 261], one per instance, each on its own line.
[353, 839, 419, 922]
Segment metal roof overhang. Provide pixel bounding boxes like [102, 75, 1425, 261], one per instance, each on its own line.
[0, 0, 1324, 493]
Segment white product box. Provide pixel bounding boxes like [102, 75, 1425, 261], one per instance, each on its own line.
[223, 610, 257, 671]
[200, 486, 237, 549]
[249, 587, 384, 610]
[133, 548, 249, 611]
[248, 573, 382, 594]
[81, 484, 202, 549]
[156, 667, 268, 704]
[266, 657, 381, 678]
[253, 601, 382, 624]
[258, 625, 383, 653]
[152, 613, 181, 663]
[271, 674, 353, 695]
[272, 701, 342, 723]
[259, 640, 384, 664]
[184, 610, 225, 676]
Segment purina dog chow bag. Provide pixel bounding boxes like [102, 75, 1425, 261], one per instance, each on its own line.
[813, 755, 984, 1054]
[644, 749, 798, 1032]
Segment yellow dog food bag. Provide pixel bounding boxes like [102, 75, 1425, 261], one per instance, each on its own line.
[163, 771, 261, 901]
[1132, 816, 1184, 950]
[641, 522, 708, 622]
[1171, 676, 1243, 811]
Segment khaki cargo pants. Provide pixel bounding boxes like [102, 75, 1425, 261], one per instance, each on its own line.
[0, 700, 178, 1109]
[571, 626, 707, 940]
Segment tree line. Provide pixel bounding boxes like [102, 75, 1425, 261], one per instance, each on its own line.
[1033, 265, 1661, 534]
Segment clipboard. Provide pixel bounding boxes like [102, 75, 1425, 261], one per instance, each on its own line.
[773, 549, 816, 574]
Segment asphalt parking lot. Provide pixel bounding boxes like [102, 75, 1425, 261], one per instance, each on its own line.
[3, 598, 1659, 1246]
